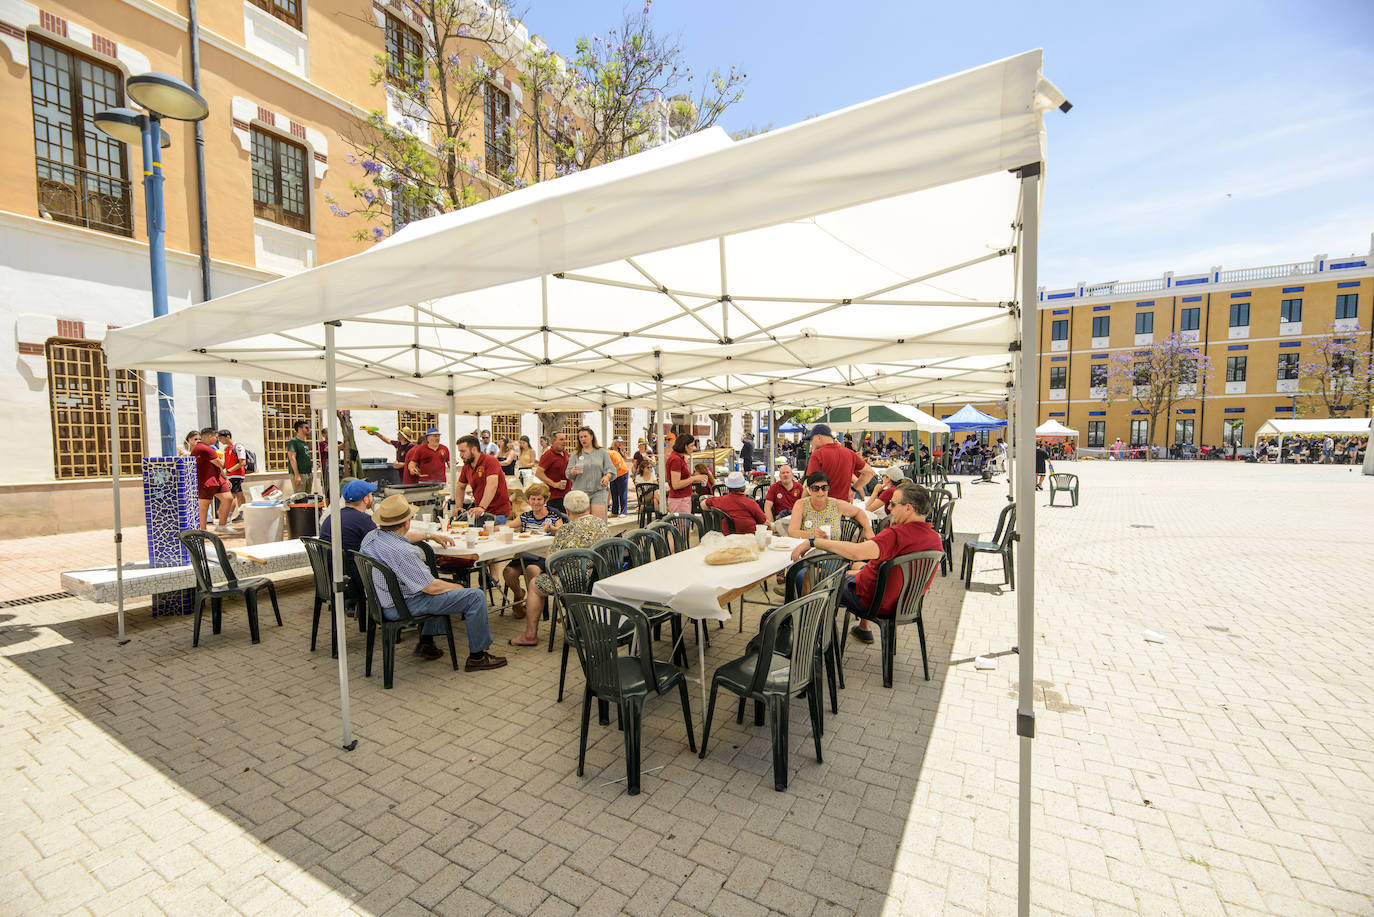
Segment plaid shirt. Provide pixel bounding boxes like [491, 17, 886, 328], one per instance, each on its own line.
[359, 528, 433, 609]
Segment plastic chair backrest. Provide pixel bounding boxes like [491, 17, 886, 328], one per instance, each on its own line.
[713, 484, 730, 496]
[351, 551, 418, 625]
[300, 536, 333, 600]
[1050, 473, 1077, 487]
[749, 482, 768, 503]
[752, 587, 834, 696]
[872, 550, 944, 626]
[700, 506, 736, 535]
[592, 537, 640, 574]
[561, 593, 654, 698]
[783, 551, 849, 603]
[180, 530, 236, 591]
[546, 549, 602, 598]
[836, 516, 863, 543]
[414, 539, 442, 577]
[647, 520, 687, 553]
[663, 512, 704, 541]
[994, 503, 1017, 549]
[624, 528, 670, 562]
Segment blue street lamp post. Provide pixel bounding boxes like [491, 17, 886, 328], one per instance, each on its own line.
[95, 73, 209, 456]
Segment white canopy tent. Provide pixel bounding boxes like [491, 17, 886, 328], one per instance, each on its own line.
[103, 50, 1065, 915]
[1034, 418, 1079, 438]
[819, 403, 950, 434]
[1253, 417, 1370, 465]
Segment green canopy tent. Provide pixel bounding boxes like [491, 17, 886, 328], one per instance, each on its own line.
[819, 403, 950, 434]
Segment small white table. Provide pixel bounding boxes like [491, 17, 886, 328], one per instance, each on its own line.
[593, 537, 803, 715]
[63, 539, 310, 604]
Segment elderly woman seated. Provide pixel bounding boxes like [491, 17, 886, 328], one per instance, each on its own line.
[504, 489, 608, 647]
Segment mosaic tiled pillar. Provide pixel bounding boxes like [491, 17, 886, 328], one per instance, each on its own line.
[143, 457, 198, 617]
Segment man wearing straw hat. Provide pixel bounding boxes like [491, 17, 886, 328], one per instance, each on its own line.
[359, 494, 507, 669]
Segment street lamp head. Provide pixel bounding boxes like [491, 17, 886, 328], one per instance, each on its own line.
[94, 108, 173, 148]
[127, 72, 209, 122]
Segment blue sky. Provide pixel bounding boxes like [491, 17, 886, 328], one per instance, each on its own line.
[526, 0, 1374, 290]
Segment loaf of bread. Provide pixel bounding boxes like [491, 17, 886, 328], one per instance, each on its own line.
[704, 546, 757, 565]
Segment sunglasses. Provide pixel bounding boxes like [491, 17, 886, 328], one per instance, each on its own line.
[808, 484, 828, 492]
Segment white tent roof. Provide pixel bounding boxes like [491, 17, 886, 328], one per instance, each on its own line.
[106, 50, 1062, 413]
[1034, 418, 1079, 437]
[1254, 418, 1370, 438]
[820, 403, 950, 433]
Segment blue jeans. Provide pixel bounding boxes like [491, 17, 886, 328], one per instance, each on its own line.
[389, 588, 492, 652]
[610, 474, 629, 515]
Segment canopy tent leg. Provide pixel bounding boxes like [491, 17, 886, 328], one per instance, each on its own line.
[1013, 163, 1041, 917]
[448, 384, 457, 518]
[325, 322, 357, 751]
[600, 397, 608, 450]
[767, 383, 776, 476]
[655, 351, 666, 509]
[109, 367, 128, 645]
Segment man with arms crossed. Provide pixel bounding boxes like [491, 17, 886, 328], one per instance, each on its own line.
[805, 423, 874, 504]
[535, 431, 571, 514]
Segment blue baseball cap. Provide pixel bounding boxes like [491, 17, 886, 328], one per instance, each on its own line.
[425, 427, 440, 436]
[341, 479, 378, 502]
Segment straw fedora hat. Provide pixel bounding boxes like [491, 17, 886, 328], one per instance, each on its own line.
[373, 493, 416, 527]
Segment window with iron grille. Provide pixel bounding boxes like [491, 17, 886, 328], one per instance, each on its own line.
[251, 127, 310, 232]
[262, 382, 311, 470]
[560, 413, 584, 441]
[46, 340, 145, 479]
[484, 82, 513, 176]
[397, 411, 438, 440]
[249, 0, 302, 30]
[1179, 307, 1200, 331]
[1335, 293, 1358, 320]
[391, 187, 428, 232]
[1049, 366, 1066, 390]
[1174, 419, 1194, 445]
[1229, 302, 1250, 327]
[1089, 364, 1108, 388]
[613, 408, 631, 444]
[491, 414, 520, 444]
[385, 14, 423, 87]
[741, 412, 753, 436]
[1281, 298, 1302, 323]
[1278, 353, 1300, 381]
[1135, 312, 1153, 334]
[1226, 356, 1247, 382]
[1050, 319, 1068, 341]
[1129, 419, 1149, 446]
[1091, 315, 1109, 338]
[1086, 420, 1105, 447]
[28, 38, 132, 237]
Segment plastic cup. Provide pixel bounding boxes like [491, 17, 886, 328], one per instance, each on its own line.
[465, 530, 478, 548]
[483, 520, 494, 535]
[501, 529, 514, 544]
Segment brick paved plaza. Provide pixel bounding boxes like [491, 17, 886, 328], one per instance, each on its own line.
[2, 461, 1371, 916]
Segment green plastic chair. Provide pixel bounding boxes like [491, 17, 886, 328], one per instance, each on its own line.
[1048, 473, 1079, 507]
[840, 550, 943, 687]
[181, 529, 282, 647]
[561, 593, 696, 796]
[960, 503, 1017, 591]
[747, 552, 850, 716]
[352, 551, 459, 689]
[699, 579, 838, 791]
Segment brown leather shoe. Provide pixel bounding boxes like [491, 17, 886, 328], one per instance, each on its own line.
[464, 651, 508, 671]
[413, 642, 443, 660]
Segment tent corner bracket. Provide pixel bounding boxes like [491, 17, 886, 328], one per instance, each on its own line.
[1017, 712, 1035, 738]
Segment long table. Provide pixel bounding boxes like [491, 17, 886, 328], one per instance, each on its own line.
[592, 536, 804, 714]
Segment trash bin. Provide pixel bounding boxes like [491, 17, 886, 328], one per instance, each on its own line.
[286, 494, 324, 539]
[242, 502, 285, 545]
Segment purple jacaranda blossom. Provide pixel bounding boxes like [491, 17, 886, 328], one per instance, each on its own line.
[372, 227, 386, 240]
[362, 160, 383, 175]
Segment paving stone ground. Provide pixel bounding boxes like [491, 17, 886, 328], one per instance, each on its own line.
[1, 461, 1371, 916]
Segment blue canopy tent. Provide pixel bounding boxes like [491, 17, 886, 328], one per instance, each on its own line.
[760, 421, 807, 434]
[943, 403, 1008, 431]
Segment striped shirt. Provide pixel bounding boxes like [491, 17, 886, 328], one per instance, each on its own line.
[359, 529, 433, 609]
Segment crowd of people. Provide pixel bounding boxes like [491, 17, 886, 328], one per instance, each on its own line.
[1253, 434, 1366, 464]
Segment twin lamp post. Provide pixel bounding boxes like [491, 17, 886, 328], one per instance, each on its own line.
[93, 73, 209, 457]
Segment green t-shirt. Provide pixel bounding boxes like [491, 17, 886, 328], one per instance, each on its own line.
[287, 436, 313, 475]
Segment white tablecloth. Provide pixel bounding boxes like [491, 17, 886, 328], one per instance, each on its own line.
[592, 537, 803, 622]
[432, 533, 554, 563]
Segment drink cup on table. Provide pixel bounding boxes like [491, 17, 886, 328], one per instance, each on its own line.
[464, 530, 478, 548]
[483, 520, 494, 535]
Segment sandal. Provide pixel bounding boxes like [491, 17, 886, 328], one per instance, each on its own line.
[508, 635, 539, 647]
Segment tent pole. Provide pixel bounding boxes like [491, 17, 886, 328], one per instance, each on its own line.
[1007, 392, 1016, 501]
[1013, 163, 1040, 917]
[655, 351, 666, 508]
[448, 378, 457, 517]
[768, 383, 776, 477]
[325, 322, 356, 751]
[108, 366, 128, 644]
[600, 396, 608, 448]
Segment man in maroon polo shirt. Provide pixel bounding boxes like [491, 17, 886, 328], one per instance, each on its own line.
[455, 434, 512, 523]
[189, 430, 231, 532]
[764, 464, 803, 527]
[407, 428, 450, 483]
[805, 423, 874, 504]
[535, 431, 570, 514]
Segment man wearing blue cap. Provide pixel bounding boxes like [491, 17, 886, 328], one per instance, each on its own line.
[408, 428, 450, 483]
[321, 479, 454, 610]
